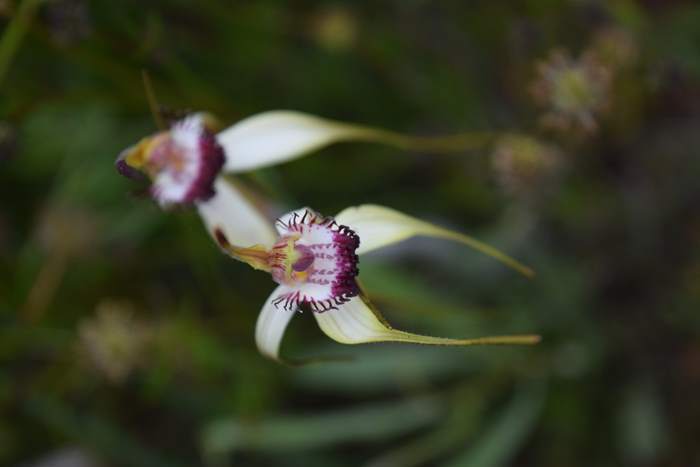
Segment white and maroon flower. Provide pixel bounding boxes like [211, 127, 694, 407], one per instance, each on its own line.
[268, 210, 360, 312]
[209, 199, 538, 363]
[116, 110, 405, 247]
[117, 110, 494, 247]
[116, 110, 385, 207]
[116, 114, 225, 206]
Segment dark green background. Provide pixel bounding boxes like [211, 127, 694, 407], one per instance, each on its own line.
[1, 1, 699, 466]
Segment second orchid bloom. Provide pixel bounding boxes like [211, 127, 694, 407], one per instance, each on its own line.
[214, 200, 540, 362]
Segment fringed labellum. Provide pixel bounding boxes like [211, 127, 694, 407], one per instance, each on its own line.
[214, 209, 361, 313]
[270, 210, 360, 312]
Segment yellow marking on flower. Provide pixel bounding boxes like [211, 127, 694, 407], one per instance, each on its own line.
[122, 137, 151, 170]
[212, 227, 271, 272]
[121, 133, 171, 176]
[228, 245, 271, 272]
[276, 237, 298, 283]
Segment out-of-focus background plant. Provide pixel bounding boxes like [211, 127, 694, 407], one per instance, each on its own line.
[2, 1, 699, 466]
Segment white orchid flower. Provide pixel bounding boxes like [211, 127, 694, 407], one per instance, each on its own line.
[116, 110, 491, 246]
[115, 110, 401, 205]
[204, 189, 538, 363]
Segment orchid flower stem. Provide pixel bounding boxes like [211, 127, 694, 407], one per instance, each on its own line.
[22, 249, 68, 323]
[0, 0, 44, 88]
[141, 70, 167, 131]
[348, 127, 497, 153]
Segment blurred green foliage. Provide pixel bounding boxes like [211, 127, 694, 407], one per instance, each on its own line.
[2, 0, 700, 466]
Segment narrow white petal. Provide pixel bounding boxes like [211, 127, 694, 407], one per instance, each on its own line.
[197, 178, 277, 249]
[216, 110, 496, 173]
[217, 111, 368, 173]
[314, 296, 540, 346]
[255, 285, 298, 361]
[335, 204, 534, 278]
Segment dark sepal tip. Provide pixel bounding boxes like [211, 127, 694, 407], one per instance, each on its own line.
[214, 228, 230, 248]
[115, 157, 146, 181]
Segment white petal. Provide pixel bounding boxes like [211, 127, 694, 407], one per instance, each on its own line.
[314, 296, 540, 346]
[217, 111, 369, 173]
[255, 285, 298, 361]
[197, 178, 277, 249]
[335, 204, 534, 278]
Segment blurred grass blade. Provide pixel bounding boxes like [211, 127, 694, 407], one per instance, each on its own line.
[141, 69, 166, 130]
[443, 382, 546, 467]
[616, 381, 669, 463]
[202, 396, 442, 465]
[0, 0, 44, 87]
[24, 395, 187, 467]
[365, 393, 484, 467]
[292, 346, 482, 395]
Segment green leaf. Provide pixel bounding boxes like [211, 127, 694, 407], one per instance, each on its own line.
[616, 381, 668, 463]
[24, 395, 187, 467]
[201, 396, 443, 463]
[443, 382, 546, 467]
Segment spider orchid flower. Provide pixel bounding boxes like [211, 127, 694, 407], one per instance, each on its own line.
[207, 194, 538, 363]
[115, 111, 492, 246]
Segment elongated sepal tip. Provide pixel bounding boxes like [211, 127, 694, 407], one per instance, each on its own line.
[334, 204, 535, 279]
[521, 267, 536, 279]
[470, 334, 542, 346]
[505, 334, 541, 345]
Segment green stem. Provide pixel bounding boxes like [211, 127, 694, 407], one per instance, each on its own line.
[0, 0, 45, 87]
[141, 69, 167, 130]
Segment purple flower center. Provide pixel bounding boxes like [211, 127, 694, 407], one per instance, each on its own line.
[270, 210, 360, 312]
[292, 244, 315, 272]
